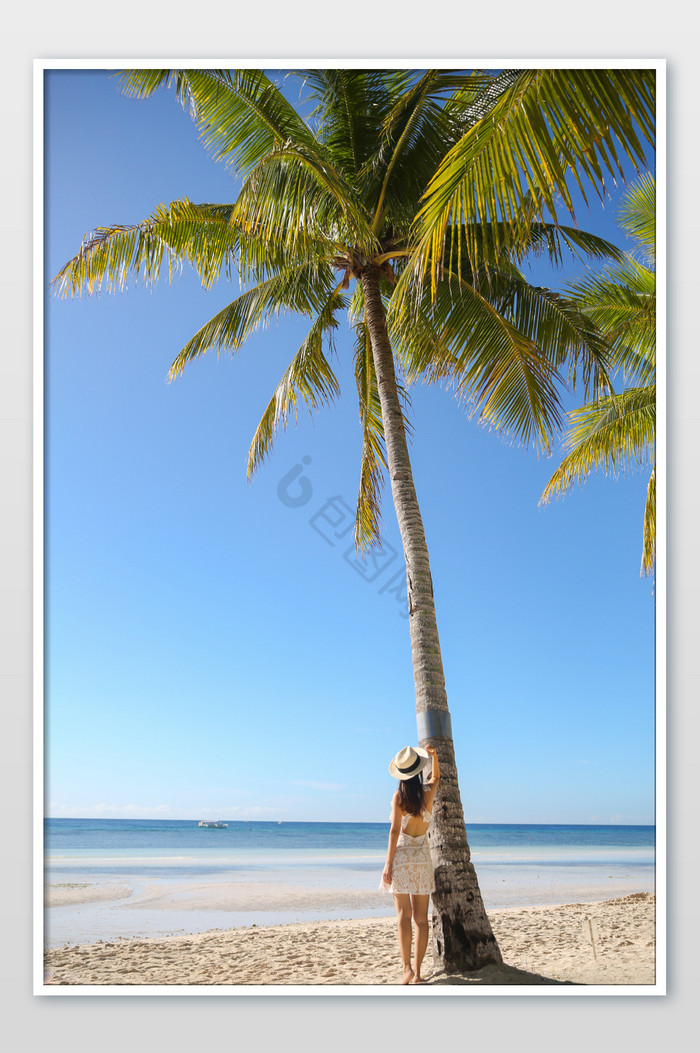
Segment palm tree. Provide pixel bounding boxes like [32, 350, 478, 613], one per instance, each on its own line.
[53, 68, 655, 972]
[540, 174, 656, 575]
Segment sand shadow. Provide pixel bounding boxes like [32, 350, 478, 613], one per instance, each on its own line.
[427, 963, 578, 986]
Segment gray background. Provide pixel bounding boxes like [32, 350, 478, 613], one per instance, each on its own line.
[3, 6, 697, 1051]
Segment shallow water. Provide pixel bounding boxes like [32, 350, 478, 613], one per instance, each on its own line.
[44, 819, 655, 947]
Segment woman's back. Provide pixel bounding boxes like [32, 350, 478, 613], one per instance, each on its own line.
[400, 808, 432, 838]
[398, 779, 436, 837]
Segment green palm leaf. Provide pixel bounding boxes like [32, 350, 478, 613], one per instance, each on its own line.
[302, 69, 404, 180]
[122, 69, 373, 251]
[347, 275, 415, 551]
[413, 69, 655, 286]
[353, 321, 388, 551]
[540, 384, 656, 575]
[540, 383, 656, 575]
[369, 70, 472, 233]
[51, 199, 240, 296]
[484, 273, 615, 399]
[642, 465, 656, 576]
[120, 69, 319, 176]
[540, 385, 655, 493]
[542, 173, 656, 576]
[392, 266, 566, 451]
[246, 290, 345, 478]
[618, 171, 656, 258]
[565, 258, 656, 377]
[232, 148, 376, 258]
[168, 263, 340, 379]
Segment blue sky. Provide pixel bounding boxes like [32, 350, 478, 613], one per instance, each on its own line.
[43, 68, 656, 824]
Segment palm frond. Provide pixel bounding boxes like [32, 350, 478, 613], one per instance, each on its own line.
[565, 259, 656, 380]
[301, 69, 403, 179]
[119, 69, 197, 111]
[353, 321, 388, 551]
[484, 273, 616, 400]
[412, 68, 655, 287]
[246, 290, 345, 478]
[233, 147, 376, 259]
[391, 265, 566, 451]
[541, 170, 656, 577]
[619, 171, 656, 259]
[540, 385, 656, 504]
[51, 200, 240, 297]
[369, 70, 466, 233]
[443, 69, 523, 128]
[642, 464, 656, 576]
[168, 263, 340, 379]
[134, 69, 372, 251]
[120, 69, 320, 177]
[517, 223, 626, 270]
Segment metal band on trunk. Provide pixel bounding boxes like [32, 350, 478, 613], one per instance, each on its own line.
[416, 709, 452, 741]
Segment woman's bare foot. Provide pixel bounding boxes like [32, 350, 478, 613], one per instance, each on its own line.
[411, 974, 426, 984]
[401, 965, 415, 985]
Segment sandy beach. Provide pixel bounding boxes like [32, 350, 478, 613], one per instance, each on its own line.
[44, 891, 655, 987]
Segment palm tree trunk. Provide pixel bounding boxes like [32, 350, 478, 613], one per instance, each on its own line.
[360, 264, 502, 973]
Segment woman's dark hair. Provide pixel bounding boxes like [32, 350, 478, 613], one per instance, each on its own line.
[398, 772, 426, 816]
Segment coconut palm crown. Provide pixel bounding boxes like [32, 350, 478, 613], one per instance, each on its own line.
[53, 68, 655, 972]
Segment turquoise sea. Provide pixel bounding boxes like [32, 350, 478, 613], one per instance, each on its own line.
[44, 819, 655, 948]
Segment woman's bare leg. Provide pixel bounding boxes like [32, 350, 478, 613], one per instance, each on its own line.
[393, 894, 414, 984]
[411, 895, 430, 982]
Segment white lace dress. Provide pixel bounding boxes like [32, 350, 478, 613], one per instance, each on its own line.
[379, 808, 435, 895]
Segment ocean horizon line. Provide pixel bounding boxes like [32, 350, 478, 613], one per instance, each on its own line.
[45, 816, 656, 828]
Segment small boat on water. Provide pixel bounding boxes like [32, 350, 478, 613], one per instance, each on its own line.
[198, 820, 228, 829]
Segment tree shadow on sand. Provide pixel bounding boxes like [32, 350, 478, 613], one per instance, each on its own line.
[427, 963, 577, 985]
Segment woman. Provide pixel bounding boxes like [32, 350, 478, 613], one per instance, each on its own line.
[380, 744, 440, 984]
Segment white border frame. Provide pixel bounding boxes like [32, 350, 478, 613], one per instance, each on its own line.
[33, 57, 666, 997]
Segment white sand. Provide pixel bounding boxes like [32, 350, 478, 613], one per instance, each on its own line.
[45, 883, 132, 908]
[43, 892, 655, 987]
[122, 881, 383, 913]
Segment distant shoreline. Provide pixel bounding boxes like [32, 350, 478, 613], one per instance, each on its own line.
[45, 817, 656, 827]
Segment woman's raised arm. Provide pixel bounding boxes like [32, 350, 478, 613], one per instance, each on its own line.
[425, 745, 440, 786]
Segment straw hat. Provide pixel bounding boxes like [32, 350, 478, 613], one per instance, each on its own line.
[389, 745, 430, 780]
